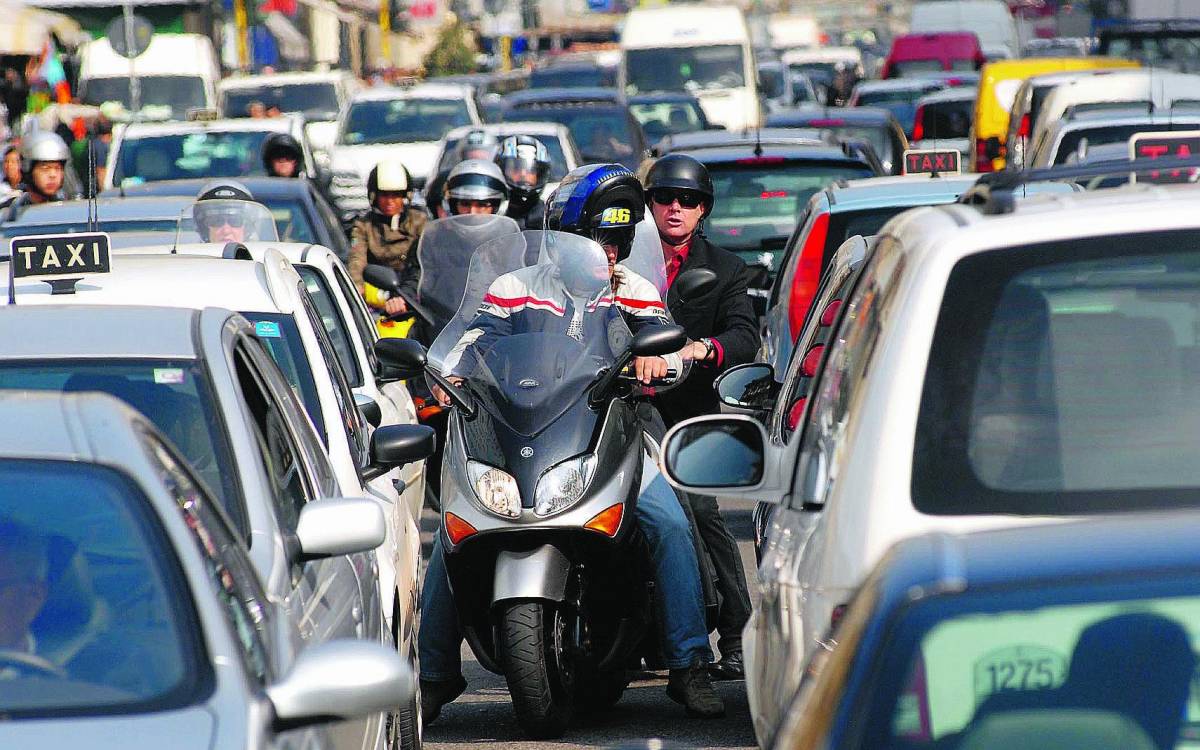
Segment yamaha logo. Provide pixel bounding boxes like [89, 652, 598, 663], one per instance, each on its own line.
[520, 447, 534, 458]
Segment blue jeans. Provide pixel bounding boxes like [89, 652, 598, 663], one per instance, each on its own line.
[418, 472, 712, 681]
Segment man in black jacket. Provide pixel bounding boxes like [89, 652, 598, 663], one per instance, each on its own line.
[645, 153, 758, 680]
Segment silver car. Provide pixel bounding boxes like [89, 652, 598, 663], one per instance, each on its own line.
[0, 304, 433, 748]
[0, 389, 412, 748]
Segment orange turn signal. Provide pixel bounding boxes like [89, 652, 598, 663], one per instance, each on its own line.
[584, 503, 624, 538]
[445, 512, 477, 545]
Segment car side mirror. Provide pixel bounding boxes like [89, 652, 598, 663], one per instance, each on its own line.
[984, 136, 1003, 161]
[363, 263, 402, 294]
[631, 324, 687, 357]
[267, 640, 415, 732]
[715, 362, 777, 415]
[364, 424, 435, 480]
[673, 267, 719, 303]
[662, 415, 768, 492]
[294, 497, 385, 561]
[374, 338, 427, 382]
[354, 392, 382, 428]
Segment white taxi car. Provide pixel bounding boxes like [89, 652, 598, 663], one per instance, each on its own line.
[663, 180, 1200, 747]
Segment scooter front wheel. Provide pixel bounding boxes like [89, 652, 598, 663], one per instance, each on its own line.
[498, 600, 574, 739]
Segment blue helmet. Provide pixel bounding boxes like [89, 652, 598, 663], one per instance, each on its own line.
[545, 163, 645, 259]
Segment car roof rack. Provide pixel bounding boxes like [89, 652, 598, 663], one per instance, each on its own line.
[959, 155, 1200, 215]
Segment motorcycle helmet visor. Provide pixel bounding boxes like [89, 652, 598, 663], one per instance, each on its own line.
[499, 150, 550, 190]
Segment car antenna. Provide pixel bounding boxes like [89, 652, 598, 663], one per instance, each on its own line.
[86, 139, 98, 233]
[754, 124, 763, 158]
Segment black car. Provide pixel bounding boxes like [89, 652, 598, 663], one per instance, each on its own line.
[109, 176, 352, 260]
[529, 62, 617, 89]
[767, 106, 909, 175]
[500, 88, 648, 170]
[770, 511, 1200, 750]
[1097, 19, 1200, 73]
[672, 138, 877, 290]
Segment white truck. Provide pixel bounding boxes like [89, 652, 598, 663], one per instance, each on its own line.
[619, 4, 761, 131]
[78, 33, 219, 120]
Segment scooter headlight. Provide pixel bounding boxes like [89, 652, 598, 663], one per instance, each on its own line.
[467, 461, 521, 518]
[535, 455, 597, 517]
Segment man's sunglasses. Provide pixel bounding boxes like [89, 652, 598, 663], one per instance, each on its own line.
[202, 213, 245, 228]
[650, 189, 704, 209]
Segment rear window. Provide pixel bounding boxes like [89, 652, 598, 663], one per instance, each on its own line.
[706, 161, 874, 257]
[503, 107, 637, 164]
[1054, 123, 1200, 165]
[913, 231, 1200, 514]
[340, 98, 472, 145]
[114, 131, 272, 186]
[919, 98, 973, 139]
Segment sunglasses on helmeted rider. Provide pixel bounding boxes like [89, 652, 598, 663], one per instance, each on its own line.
[202, 212, 246, 228]
[650, 189, 704, 209]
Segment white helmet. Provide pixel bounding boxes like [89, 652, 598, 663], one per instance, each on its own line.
[20, 131, 69, 173]
[368, 161, 411, 196]
[444, 158, 509, 215]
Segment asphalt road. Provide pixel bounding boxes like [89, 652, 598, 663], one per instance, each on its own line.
[418, 498, 761, 750]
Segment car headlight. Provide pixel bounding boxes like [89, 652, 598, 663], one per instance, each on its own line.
[467, 461, 521, 518]
[535, 455, 596, 517]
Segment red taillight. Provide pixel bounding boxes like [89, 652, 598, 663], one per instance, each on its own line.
[974, 139, 995, 173]
[820, 299, 843, 326]
[786, 397, 808, 431]
[761, 190, 788, 199]
[786, 212, 830, 340]
[801, 345, 825, 377]
[912, 105, 925, 141]
[807, 118, 846, 128]
[736, 156, 786, 165]
[1017, 113, 1030, 138]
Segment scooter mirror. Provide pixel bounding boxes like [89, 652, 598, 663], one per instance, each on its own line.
[631, 324, 687, 357]
[363, 264, 402, 293]
[673, 268, 719, 303]
[374, 338, 427, 381]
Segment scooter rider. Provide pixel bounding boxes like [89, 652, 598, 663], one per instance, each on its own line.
[442, 158, 508, 217]
[261, 132, 304, 178]
[420, 164, 724, 724]
[495, 134, 551, 229]
[348, 160, 426, 317]
[3, 131, 72, 219]
[191, 179, 277, 243]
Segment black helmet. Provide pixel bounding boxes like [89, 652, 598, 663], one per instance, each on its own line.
[546, 163, 644, 261]
[261, 132, 303, 176]
[495, 134, 551, 206]
[643, 154, 714, 214]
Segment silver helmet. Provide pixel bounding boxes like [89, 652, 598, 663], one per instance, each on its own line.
[444, 158, 509, 215]
[20, 131, 69, 173]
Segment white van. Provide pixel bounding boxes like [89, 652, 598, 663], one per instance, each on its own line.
[78, 33, 219, 120]
[619, 4, 761, 131]
[909, 0, 1020, 60]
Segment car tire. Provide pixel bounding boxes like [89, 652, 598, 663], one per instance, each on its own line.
[389, 590, 422, 750]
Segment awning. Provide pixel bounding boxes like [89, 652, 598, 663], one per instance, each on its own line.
[26, 0, 204, 7]
[264, 11, 309, 62]
[0, 3, 82, 55]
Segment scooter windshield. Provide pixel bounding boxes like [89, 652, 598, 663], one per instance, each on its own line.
[432, 231, 634, 437]
[416, 213, 521, 344]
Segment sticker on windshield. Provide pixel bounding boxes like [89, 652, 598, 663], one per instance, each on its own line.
[972, 644, 1066, 704]
[255, 321, 282, 338]
[153, 368, 185, 385]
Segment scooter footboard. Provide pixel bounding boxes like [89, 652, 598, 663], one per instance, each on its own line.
[491, 544, 571, 604]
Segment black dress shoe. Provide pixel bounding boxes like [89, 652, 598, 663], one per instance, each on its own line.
[709, 651, 744, 681]
[420, 674, 467, 725]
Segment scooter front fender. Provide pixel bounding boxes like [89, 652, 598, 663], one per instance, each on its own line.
[491, 544, 570, 604]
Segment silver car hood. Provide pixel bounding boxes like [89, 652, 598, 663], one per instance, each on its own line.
[0, 705, 215, 748]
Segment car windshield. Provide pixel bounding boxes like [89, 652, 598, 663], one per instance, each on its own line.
[857, 86, 936, 106]
[625, 45, 746, 93]
[919, 99, 973, 139]
[706, 161, 874, 258]
[261, 197, 316, 243]
[1104, 32, 1200, 73]
[0, 360, 245, 536]
[80, 76, 207, 119]
[113, 130, 274, 186]
[914, 230, 1200, 514]
[1054, 123, 1200, 164]
[237, 313, 325, 441]
[789, 61, 838, 80]
[0, 459, 204, 716]
[340, 98, 472, 145]
[862, 578, 1200, 749]
[892, 59, 948, 75]
[630, 100, 706, 139]
[504, 108, 636, 164]
[530, 66, 613, 88]
[438, 133, 571, 180]
[818, 124, 894, 166]
[223, 82, 340, 121]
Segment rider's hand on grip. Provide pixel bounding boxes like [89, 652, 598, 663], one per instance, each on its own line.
[434, 376, 465, 407]
[383, 296, 408, 317]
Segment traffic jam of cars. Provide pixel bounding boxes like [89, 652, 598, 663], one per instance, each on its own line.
[4, 1, 1200, 748]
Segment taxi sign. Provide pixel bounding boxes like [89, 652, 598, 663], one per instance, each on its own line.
[1129, 130, 1200, 184]
[903, 149, 962, 176]
[8, 232, 111, 299]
